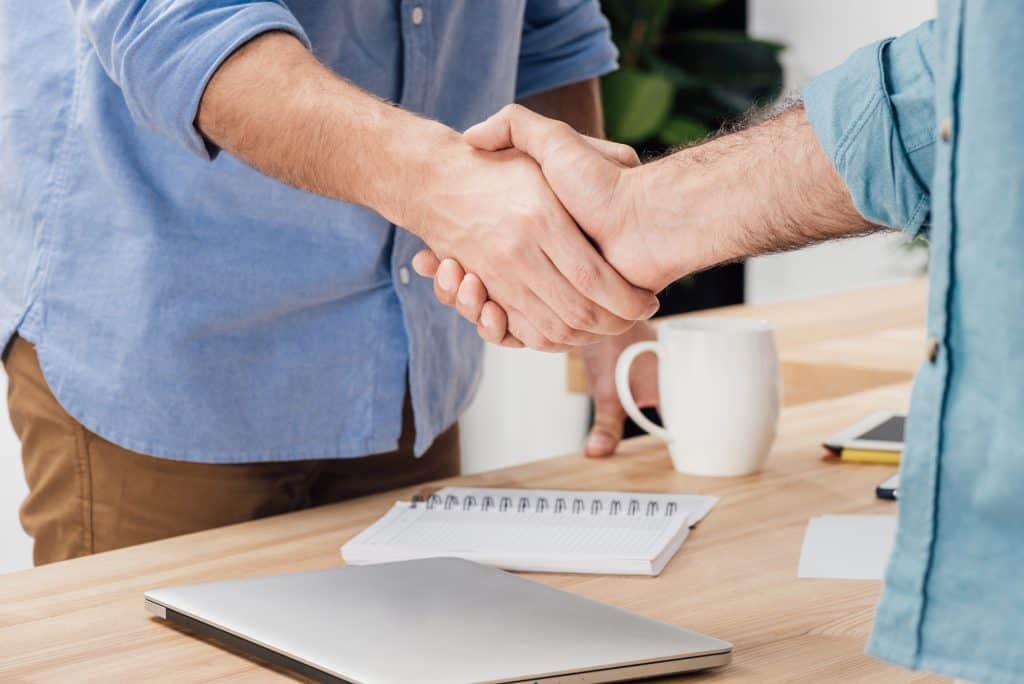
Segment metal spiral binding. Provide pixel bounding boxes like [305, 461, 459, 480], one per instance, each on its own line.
[411, 493, 683, 517]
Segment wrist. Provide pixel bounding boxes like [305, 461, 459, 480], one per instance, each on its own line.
[370, 116, 464, 234]
[618, 160, 703, 289]
[625, 143, 751, 287]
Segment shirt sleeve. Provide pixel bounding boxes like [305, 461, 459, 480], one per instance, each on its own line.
[516, 0, 619, 100]
[803, 20, 937, 237]
[69, 0, 312, 161]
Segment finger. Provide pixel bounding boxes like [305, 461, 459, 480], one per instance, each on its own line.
[499, 334, 525, 348]
[630, 354, 661, 409]
[477, 301, 509, 344]
[455, 273, 487, 325]
[466, 110, 640, 168]
[513, 248, 609, 346]
[411, 249, 441, 278]
[467, 106, 659, 322]
[584, 392, 627, 458]
[465, 104, 609, 171]
[433, 258, 464, 307]
[477, 302, 524, 348]
[505, 308, 574, 353]
[539, 211, 660, 325]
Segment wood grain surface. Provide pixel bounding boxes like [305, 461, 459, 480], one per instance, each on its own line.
[0, 279, 944, 683]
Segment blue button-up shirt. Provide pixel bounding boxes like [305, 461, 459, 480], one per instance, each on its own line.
[0, 1, 617, 461]
[805, 3, 1024, 681]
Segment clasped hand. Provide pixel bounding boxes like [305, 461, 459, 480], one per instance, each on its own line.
[412, 105, 675, 350]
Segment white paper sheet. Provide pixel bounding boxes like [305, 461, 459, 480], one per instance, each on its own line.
[798, 515, 897, 580]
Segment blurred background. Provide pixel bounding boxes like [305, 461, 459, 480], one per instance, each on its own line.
[0, 0, 934, 573]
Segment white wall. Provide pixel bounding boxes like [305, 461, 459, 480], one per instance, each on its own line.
[745, 0, 935, 303]
[0, 372, 31, 574]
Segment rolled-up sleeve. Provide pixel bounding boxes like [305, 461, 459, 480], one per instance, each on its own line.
[516, 0, 618, 100]
[803, 20, 936, 237]
[70, 0, 311, 160]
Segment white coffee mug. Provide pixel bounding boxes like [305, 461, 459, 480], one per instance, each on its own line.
[616, 318, 780, 476]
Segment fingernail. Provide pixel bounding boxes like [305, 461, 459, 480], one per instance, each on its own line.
[457, 286, 473, 306]
[644, 300, 660, 319]
[437, 269, 455, 292]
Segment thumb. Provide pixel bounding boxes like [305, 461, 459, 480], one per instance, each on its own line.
[585, 392, 626, 458]
[463, 104, 578, 168]
[464, 105, 640, 168]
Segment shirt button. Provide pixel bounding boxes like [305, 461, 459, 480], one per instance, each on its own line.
[939, 117, 953, 143]
[398, 266, 411, 285]
[926, 337, 940, 363]
[411, 6, 424, 25]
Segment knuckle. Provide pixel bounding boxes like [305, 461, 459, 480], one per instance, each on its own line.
[566, 302, 599, 331]
[617, 144, 640, 165]
[536, 337, 567, 353]
[516, 208, 547, 235]
[552, 120, 574, 136]
[540, 319, 574, 345]
[593, 315, 630, 336]
[497, 237, 526, 262]
[502, 103, 525, 118]
[571, 260, 599, 292]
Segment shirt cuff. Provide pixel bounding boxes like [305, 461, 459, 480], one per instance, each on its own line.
[516, 2, 619, 100]
[157, 5, 311, 161]
[803, 38, 931, 238]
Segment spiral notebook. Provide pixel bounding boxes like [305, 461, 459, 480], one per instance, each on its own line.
[340, 487, 718, 576]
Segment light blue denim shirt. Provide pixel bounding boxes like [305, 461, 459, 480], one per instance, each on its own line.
[805, 3, 1024, 681]
[0, 1, 617, 461]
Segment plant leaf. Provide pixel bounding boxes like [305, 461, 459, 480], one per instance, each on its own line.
[602, 68, 674, 143]
[657, 115, 710, 146]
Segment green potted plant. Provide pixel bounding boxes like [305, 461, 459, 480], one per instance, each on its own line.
[601, 0, 785, 153]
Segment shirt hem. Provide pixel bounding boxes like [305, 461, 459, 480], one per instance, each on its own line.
[27, 333, 403, 463]
[0, 313, 18, 358]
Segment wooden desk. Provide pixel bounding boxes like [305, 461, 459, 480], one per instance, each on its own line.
[567, 278, 928, 407]
[0, 280, 944, 683]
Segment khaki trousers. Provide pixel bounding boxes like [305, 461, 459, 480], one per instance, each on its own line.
[3, 335, 459, 566]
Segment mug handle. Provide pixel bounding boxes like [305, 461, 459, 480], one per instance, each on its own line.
[615, 341, 672, 443]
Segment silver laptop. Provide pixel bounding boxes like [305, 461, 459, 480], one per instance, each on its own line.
[145, 557, 731, 683]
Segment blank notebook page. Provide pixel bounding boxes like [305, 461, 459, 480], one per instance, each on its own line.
[341, 487, 717, 576]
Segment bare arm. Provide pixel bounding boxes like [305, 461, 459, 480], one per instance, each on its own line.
[196, 33, 657, 349]
[414, 102, 879, 344]
[197, 32, 448, 228]
[622, 104, 876, 285]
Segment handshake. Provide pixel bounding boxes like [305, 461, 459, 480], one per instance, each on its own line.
[406, 104, 686, 352]
[402, 101, 857, 352]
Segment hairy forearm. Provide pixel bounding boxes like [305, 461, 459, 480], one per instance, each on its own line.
[626, 104, 878, 281]
[196, 31, 458, 229]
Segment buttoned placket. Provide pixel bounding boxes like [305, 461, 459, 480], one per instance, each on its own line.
[905, 0, 965, 663]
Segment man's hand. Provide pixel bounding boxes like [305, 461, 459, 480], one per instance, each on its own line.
[405, 140, 657, 351]
[411, 129, 649, 347]
[461, 104, 682, 293]
[196, 33, 658, 353]
[413, 101, 874, 345]
[582, 322, 659, 457]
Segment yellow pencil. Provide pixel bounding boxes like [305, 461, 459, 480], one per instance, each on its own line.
[838, 449, 901, 465]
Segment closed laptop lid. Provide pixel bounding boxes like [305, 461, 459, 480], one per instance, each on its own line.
[145, 557, 731, 683]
